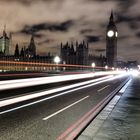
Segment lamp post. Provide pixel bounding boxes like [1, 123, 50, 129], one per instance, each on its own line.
[54, 56, 61, 72]
[105, 65, 108, 70]
[91, 62, 96, 72]
[112, 67, 115, 70]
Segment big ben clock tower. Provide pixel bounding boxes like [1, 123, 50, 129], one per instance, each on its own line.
[106, 11, 118, 67]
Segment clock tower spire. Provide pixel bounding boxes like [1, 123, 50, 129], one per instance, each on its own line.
[106, 11, 118, 67]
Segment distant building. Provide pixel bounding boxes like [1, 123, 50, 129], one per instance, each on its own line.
[24, 35, 36, 58]
[60, 41, 88, 65]
[0, 12, 121, 70]
[12, 35, 37, 59]
[127, 61, 138, 69]
[88, 54, 106, 67]
[60, 41, 106, 66]
[0, 27, 11, 56]
[106, 11, 118, 67]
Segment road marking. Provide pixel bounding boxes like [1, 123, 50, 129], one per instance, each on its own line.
[98, 85, 110, 92]
[42, 96, 89, 121]
[56, 78, 131, 140]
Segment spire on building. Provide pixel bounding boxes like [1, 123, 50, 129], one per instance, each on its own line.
[28, 34, 36, 56]
[108, 10, 116, 28]
[14, 44, 19, 57]
[20, 47, 24, 57]
[110, 10, 114, 22]
[31, 34, 34, 43]
[3, 24, 7, 37]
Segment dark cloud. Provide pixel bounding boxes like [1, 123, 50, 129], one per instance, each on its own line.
[136, 32, 140, 38]
[86, 35, 100, 43]
[38, 39, 53, 45]
[118, 35, 130, 40]
[91, 0, 136, 12]
[0, 0, 60, 5]
[116, 13, 140, 30]
[95, 49, 106, 52]
[33, 33, 44, 38]
[116, 14, 140, 23]
[118, 0, 136, 11]
[133, 44, 140, 48]
[80, 29, 93, 34]
[116, 14, 133, 23]
[20, 20, 74, 34]
[129, 22, 140, 30]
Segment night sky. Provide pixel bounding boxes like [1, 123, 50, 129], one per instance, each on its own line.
[0, 0, 140, 62]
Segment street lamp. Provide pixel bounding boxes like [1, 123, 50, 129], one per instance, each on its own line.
[105, 65, 108, 70]
[54, 56, 61, 64]
[91, 62, 96, 68]
[91, 62, 96, 71]
[112, 67, 115, 70]
[54, 56, 61, 72]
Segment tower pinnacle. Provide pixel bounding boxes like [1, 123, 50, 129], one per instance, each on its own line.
[110, 11, 114, 21]
[3, 24, 7, 37]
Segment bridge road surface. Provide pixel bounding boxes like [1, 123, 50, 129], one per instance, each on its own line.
[0, 74, 130, 140]
[78, 75, 140, 140]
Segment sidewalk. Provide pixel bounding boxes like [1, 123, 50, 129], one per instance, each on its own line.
[77, 76, 140, 140]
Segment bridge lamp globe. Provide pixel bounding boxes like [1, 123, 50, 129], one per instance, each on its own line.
[91, 62, 96, 68]
[112, 67, 115, 70]
[54, 56, 61, 64]
[105, 65, 108, 70]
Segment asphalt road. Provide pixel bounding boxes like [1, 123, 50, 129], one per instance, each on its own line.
[0, 74, 130, 140]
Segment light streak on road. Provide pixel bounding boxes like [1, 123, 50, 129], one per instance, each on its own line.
[0, 73, 130, 115]
[0, 71, 126, 91]
[0, 75, 113, 108]
[43, 96, 89, 121]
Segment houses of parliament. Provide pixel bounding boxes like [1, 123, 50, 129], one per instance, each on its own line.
[60, 11, 118, 67]
[0, 12, 125, 68]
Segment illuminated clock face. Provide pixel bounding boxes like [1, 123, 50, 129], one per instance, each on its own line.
[115, 32, 118, 37]
[107, 30, 114, 37]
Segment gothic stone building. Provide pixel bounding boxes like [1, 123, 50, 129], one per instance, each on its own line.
[60, 41, 88, 65]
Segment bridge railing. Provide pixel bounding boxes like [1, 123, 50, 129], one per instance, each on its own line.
[0, 60, 114, 73]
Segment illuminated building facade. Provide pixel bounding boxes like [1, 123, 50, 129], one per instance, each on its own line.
[0, 28, 11, 56]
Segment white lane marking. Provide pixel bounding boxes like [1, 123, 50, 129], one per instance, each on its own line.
[98, 85, 110, 92]
[42, 96, 89, 121]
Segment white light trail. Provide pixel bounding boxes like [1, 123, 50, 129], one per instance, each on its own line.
[0, 73, 129, 115]
[0, 75, 113, 108]
[0, 71, 125, 91]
